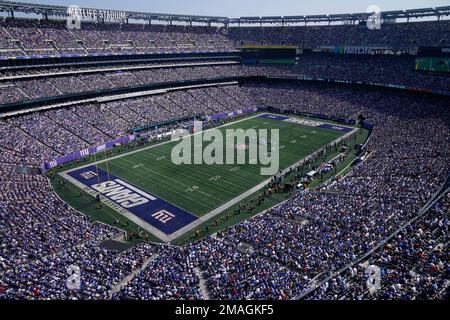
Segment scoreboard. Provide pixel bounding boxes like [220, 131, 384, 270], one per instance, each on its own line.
[240, 45, 298, 65]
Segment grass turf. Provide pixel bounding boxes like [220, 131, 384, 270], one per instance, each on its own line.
[91, 115, 346, 217]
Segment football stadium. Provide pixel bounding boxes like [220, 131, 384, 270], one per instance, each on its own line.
[0, 0, 449, 307]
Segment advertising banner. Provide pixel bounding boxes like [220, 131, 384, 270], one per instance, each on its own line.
[43, 135, 135, 172]
[204, 107, 264, 122]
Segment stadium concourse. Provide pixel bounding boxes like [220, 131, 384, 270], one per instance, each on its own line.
[0, 3, 449, 300]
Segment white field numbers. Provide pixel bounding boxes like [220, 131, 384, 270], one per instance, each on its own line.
[185, 186, 199, 192]
[209, 175, 221, 182]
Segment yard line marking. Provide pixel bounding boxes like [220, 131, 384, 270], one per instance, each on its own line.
[118, 156, 222, 206]
[62, 112, 263, 173]
[101, 116, 348, 215]
[126, 142, 264, 188]
[167, 126, 360, 242]
[115, 158, 216, 205]
[114, 179, 157, 201]
[59, 113, 359, 242]
[112, 161, 215, 212]
[125, 149, 245, 197]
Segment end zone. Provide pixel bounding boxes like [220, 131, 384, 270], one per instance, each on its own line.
[258, 113, 354, 132]
[60, 165, 198, 242]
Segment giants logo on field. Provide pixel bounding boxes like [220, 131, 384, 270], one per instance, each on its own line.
[152, 210, 176, 224]
[92, 179, 155, 208]
[81, 171, 98, 180]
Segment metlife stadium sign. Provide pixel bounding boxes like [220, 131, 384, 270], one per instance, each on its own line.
[67, 5, 127, 21]
[332, 46, 410, 56]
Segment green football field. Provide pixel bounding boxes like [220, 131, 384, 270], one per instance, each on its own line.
[89, 114, 348, 217]
[415, 57, 450, 73]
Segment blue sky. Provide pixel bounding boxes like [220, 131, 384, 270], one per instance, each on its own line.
[17, 0, 450, 17]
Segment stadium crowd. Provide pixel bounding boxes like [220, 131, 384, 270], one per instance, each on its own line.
[0, 13, 448, 300]
[113, 245, 203, 300]
[1, 58, 448, 107]
[0, 79, 448, 300]
[227, 20, 449, 49]
[1, 18, 449, 108]
[1, 18, 448, 57]
[0, 19, 233, 56]
[306, 194, 449, 300]
[0, 84, 252, 160]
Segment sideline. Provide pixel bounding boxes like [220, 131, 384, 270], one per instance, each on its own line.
[59, 113, 358, 243]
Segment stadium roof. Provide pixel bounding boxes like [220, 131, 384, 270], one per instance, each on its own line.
[0, 0, 229, 24]
[0, 1, 449, 25]
[230, 6, 450, 25]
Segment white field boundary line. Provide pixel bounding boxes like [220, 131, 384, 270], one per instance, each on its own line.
[171, 131, 368, 246]
[320, 150, 375, 188]
[120, 142, 266, 194]
[59, 113, 357, 243]
[59, 171, 173, 242]
[8, 178, 145, 271]
[116, 156, 218, 211]
[58, 113, 264, 243]
[47, 177, 127, 240]
[167, 126, 359, 242]
[59, 113, 264, 222]
[61, 112, 263, 173]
